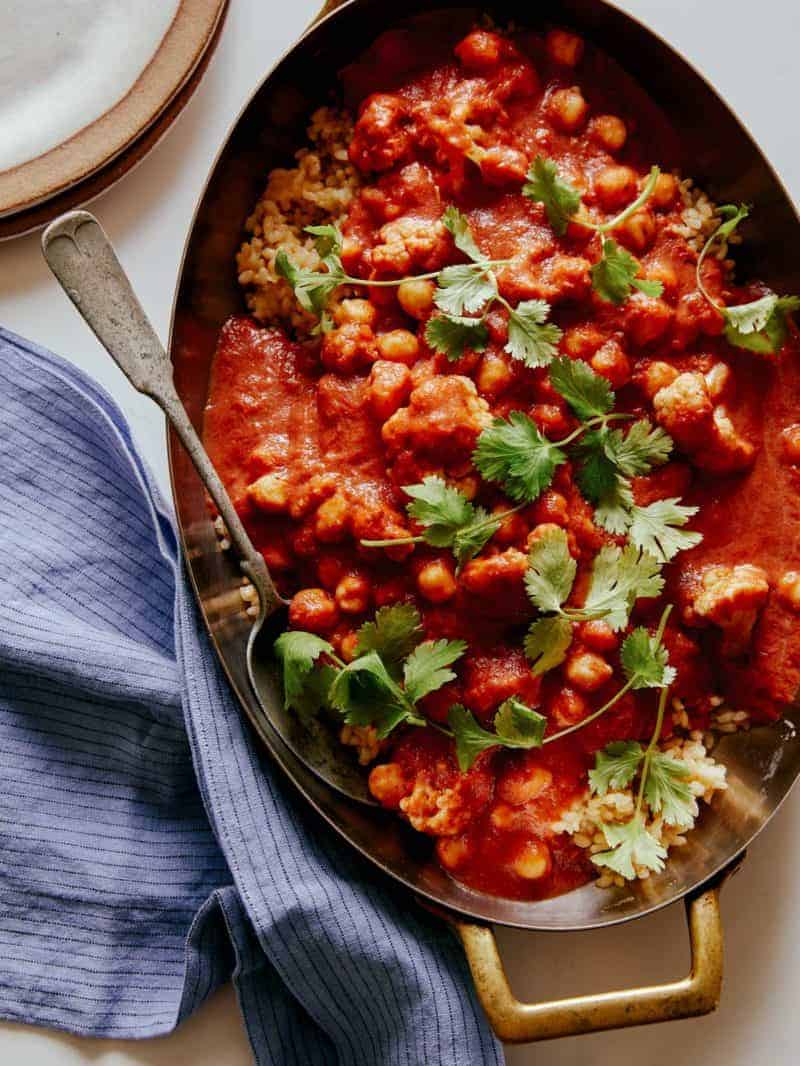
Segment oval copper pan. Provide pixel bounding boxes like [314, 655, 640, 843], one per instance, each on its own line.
[168, 0, 800, 932]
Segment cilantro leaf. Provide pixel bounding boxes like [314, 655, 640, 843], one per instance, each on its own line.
[505, 299, 562, 367]
[603, 420, 673, 476]
[724, 294, 800, 355]
[714, 202, 750, 243]
[629, 499, 702, 563]
[580, 544, 664, 631]
[404, 476, 499, 565]
[448, 704, 502, 771]
[328, 650, 420, 738]
[442, 204, 484, 262]
[274, 630, 335, 711]
[451, 506, 502, 566]
[524, 526, 577, 613]
[549, 355, 614, 420]
[588, 741, 645, 796]
[355, 604, 424, 677]
[593, 476, 635, 535]
[524, 615, 574, 676]
[591, 814, 667, 879]
[403, 639, 467, 704]
[425, 314, 489, 361]
[644, 753, 695, 828]
[620, 626, 676, 689]
[405, 476, 474, 546]
[434, 263, 497, 316]
[275, 250, 345, 318]
[522, 155, 583, 236]
[448, 700, 546, 772]
[473, 412, 567, 503]
[304, 222, 343, 261]
[494, 697, 547, 747]
[575, 429, 621, 504]
[591, 238, 663, 305]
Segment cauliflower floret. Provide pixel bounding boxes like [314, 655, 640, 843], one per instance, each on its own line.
[350, 93, 413, 173]
[683, 564, 770, 656]
[340, 724, 383, 766]
[399, 769, 492, 836]
[382, 375, 492, 469]
[370, 216, 450, 275]
[653, 372, 755, 474]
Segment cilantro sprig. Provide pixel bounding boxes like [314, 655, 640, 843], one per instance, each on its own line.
[589, 672, 693, 880]
[694, 204, 799, 354]
[426, 208, 562, 367]
[275, 604, 466, 740]
[360, 475, 511, 568]
[523, 526, 667, 677]
[523, 159, 664, 304]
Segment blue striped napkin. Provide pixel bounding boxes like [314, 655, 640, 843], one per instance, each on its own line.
[0, 327, 503, 1065]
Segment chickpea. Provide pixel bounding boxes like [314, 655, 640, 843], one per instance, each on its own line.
[376, 329, 420, 366]
[314, 492, 350, 544]
[335, 575, 371, 615]
[512, 840, 552, 880]
[397, 278, 435, 320]
[453, 475, 479, 501]
[782, 424, 800, 464]
[454, 29, 504, 72]
[247, 473, 289, 514]
[374, 577, 408, 606]
[490, 803, 517, 830]
[639, 360, 679, 400]
[498, 766, 553, 806]
[624, 295, 674, 347]
[491, 505, 528, 546]
[550, 687, 587, 728]
[531, 492, 569, 527]
[530, 403, 571, 438]
[368, 762, 408, 806]
[368, 360, 412, 421]
[565, 651, 613, 693]
[594, 165, 638, 211]
[340, 236, 362, 273]
[590, 340, 631, 388]
[645, 261, 679, 301]
[562, 323, 604, 359]
[339, 632, 360, 663]
[777, 572, 800, 612]
[261, 544, 292, 571]
[578, 620, 618, 653]
[479, 145, 528, 187]
[316, 554, 347, 590]
[436, 836, 472, 870]
[334, 298, 377, 327]
[651, 172, 678, 210]
[288, 588, 339, 634]
[614, 208, 656, 253]
[416, 559, 457, 603]
[590, 114, 627, 153]
[475, 352, 513, 398]
[546, 28, 584, 67]
[547, 87, 588, 133]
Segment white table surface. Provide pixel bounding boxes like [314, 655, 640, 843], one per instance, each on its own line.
[1, 1, 798, 1062]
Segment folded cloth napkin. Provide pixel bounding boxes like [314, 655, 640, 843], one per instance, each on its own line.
[0, 327, 503, 1065]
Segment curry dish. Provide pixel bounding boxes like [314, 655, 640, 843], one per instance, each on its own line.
[203, 22, 800, 901]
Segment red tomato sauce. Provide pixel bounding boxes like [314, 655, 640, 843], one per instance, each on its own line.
[203, 23, 800, 900]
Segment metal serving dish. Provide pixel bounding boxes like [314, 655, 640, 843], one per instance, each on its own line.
[166, 0, 800, 1040]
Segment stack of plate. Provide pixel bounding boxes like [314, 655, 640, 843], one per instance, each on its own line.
[0, 0, 227, 240]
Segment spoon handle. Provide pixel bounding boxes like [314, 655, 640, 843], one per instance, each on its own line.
[41, 210, 282, 619]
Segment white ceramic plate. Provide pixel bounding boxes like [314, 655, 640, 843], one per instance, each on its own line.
[0, 0, 226, 218]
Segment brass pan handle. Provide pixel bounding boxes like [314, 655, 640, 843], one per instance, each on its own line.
[454, 869, 732, 1043]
